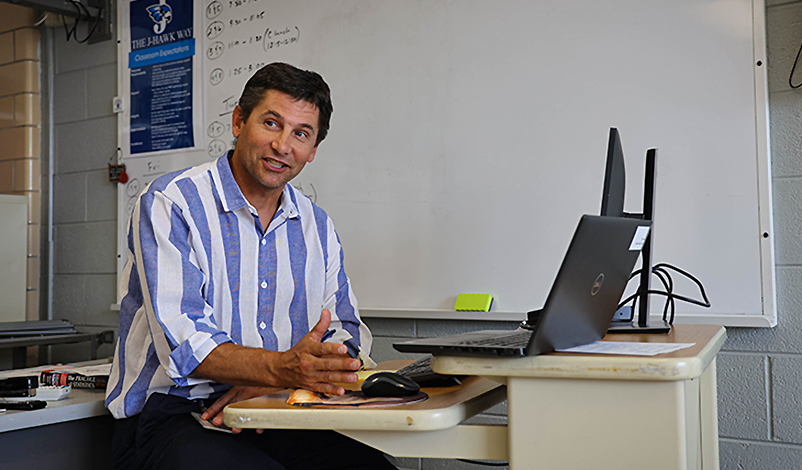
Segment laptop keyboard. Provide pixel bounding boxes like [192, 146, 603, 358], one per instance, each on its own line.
[396, 356, 464, 387]
[396, 356, 434, 377]
[455, 329, 533, 348]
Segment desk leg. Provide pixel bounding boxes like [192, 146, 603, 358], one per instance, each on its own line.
[12, 347, 26, 369]
[700, 358, 720, 470]
[506, 376, 703, 470]
[90, 335, 98, 360]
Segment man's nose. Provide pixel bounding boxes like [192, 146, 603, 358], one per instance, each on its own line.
[273, 129, 292, 154]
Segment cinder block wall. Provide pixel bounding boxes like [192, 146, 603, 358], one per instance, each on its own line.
[0, 4, 41, 325]
[713, 1, 802, 467]
[47, 7, 118, 362]
[38, 1, 802, 469]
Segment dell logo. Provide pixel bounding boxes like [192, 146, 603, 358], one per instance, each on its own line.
[591, 273, 605, 296]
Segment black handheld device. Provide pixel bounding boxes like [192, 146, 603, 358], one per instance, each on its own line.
[0, 376, 38, 397]
[0, 400, 47, 411]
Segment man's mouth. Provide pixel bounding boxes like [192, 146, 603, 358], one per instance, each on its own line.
[264, 158, 288, 170]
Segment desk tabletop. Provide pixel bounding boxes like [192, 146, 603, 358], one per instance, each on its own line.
[0, 360, 111, 433]
[432, 324, 726, 381]
[224, 360, 506, 431]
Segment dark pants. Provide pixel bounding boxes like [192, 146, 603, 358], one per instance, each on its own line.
[112, 393, 398, 470]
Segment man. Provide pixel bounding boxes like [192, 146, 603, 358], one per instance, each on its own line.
[106, 62, 396, 470]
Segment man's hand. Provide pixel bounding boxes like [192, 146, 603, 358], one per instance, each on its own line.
[195, 310, 359, 433]
[201, 385, 281, 434]
[268, 309, 361, 396]
[193, 309, 361, 397]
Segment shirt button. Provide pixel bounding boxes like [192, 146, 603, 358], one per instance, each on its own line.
[261, 239, 266, 246]
[259, 322, 266, 330]
[261, 281, 267, 289]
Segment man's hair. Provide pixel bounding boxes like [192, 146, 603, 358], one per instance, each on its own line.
[237, 62, 333, 146]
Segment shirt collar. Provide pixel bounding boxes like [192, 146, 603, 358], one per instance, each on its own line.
[215, 151, 248, 213]
[277, 184, 300, 219]
[214, 151, 301, 220]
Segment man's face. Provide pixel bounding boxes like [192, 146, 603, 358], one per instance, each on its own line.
[230, 89, 320, 197]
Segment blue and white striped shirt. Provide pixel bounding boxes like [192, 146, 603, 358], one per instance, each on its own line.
[105, 153, 372, 419]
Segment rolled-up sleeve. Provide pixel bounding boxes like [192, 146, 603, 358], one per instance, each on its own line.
[134, 189, 232, 381]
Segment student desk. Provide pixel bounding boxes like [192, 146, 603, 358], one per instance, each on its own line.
[0, 360, 113, 468]
[225, 363, 509, 460]
[225, 324, 726, 470]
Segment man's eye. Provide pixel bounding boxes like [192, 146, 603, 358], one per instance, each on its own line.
[295, 131, 308, 140]
[265, 120, 277, 128]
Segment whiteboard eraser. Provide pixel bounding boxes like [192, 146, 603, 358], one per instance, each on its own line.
[454, 293, 493, 312]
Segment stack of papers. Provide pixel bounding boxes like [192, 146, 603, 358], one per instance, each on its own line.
[556, 341, 695, 356]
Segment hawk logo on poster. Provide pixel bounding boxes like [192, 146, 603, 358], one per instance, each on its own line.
[147, 2, 173, 34]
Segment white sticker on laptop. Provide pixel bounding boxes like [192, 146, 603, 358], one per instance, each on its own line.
[629, 226, 651, 251]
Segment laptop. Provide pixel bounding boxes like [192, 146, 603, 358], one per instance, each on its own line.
[393, 215, 652, 357]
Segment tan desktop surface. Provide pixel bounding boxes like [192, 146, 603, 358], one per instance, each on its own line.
[224, 360, 506, 431]
[432, 324, 726, 381]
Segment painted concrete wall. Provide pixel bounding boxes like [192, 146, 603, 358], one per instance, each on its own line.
[0, 4, 43, 326]
[713, 1, 802, 467]
[44, 1, 802, 468]
[48, 9, 119, 362]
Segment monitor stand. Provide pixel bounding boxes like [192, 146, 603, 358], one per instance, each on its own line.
[607, 306, 671, 334]
[607, 149, 671, 335]
[607, 322, 671, 334]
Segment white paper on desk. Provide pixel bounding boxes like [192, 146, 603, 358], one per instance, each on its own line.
[45, 363, 112, 375]
[0, 362, 112, 379]
[556, 341, 695, 356]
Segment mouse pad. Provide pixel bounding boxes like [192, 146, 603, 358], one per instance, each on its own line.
[287, 389, 428, 408]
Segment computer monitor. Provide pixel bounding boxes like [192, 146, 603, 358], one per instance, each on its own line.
[600, 128, 669, 333]
[600, 128, 626, 218]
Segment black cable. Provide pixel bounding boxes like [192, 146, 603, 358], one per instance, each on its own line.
[652, 266, 674, 294]
[654, 263, 711, 309]
[619, 289, 710, 312]
[650, 267, 675, 323]
[620, 264, 711, 309]
[73, 1, 102, 44]
[622, 289, 708, 306]
[651, 266, 678, 323]
[621, 266, 674, 322]
[790, 35, 802, 89]
[618, 263, 710, 325]
[62, 1, 81, 41]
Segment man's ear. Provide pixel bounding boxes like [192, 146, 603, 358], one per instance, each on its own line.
[307, 146, 318, 163]
[232, 105, 244, 138]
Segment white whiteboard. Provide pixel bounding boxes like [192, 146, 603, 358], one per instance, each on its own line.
[117, 0, 775, 326]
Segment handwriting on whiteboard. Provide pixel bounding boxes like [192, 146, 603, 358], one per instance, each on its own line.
[206, 21, 224, 39]
[207, 121, 228, 138]
[203, 0, 300, 158]
[207, 41, 225, 60]
[220, 95, 238, 116]
[207, 139, 230, 158]
[229, 11, 265, 27]
[228, 62, 266, 77]
[143, 158, 161, 177]
[206, 1, 222, 19]
[264, 27, 300, 51]
[227, 0, 263, 9]
[292, 182, 317, 204]
[227, 35, 264, 50]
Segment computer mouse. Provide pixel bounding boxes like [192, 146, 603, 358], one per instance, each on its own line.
[361, 372, 421, 397]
